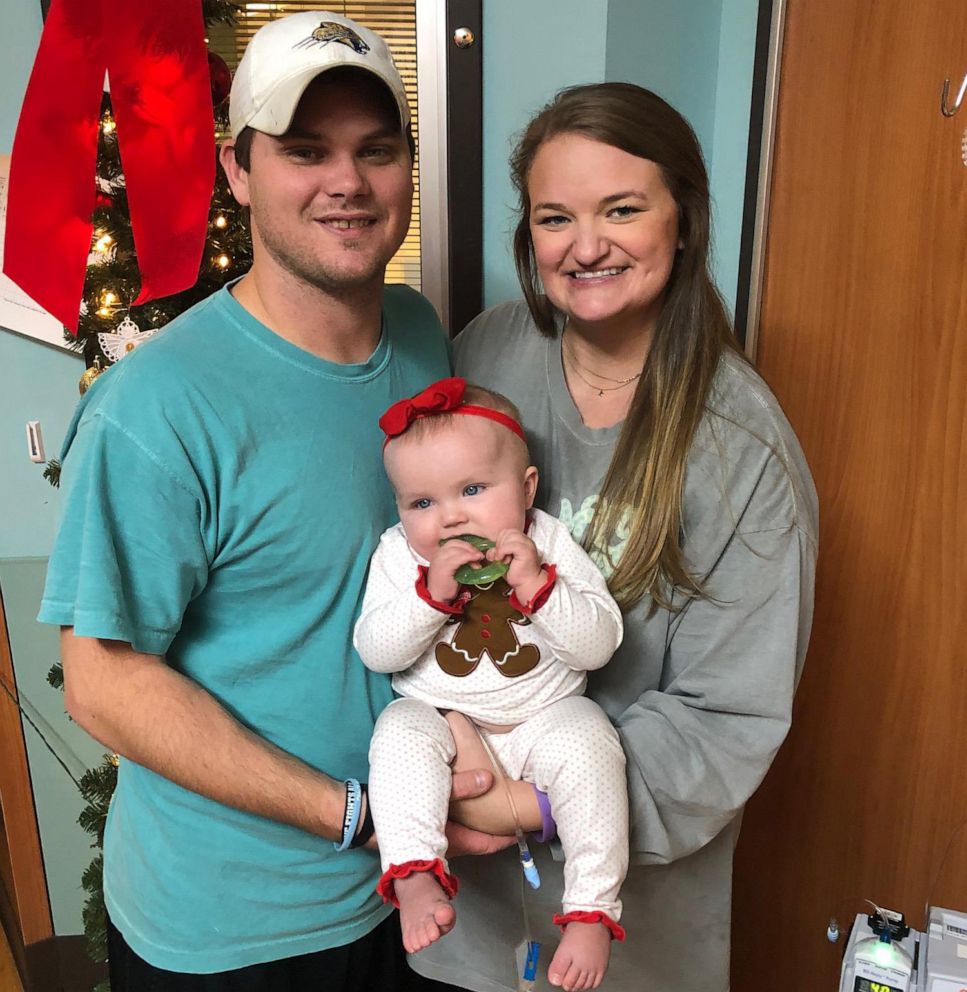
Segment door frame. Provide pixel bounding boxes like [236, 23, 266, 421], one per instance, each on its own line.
[416, 0, 484, 334]
[735, 0, 788, 355]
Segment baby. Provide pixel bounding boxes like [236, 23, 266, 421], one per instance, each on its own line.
[353, 377, 629, 990]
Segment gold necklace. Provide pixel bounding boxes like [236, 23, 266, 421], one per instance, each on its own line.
[563, 346, 642, 396]
[562, 335, 643, 397]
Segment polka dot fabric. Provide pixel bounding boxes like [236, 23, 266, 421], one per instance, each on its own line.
[354, 510, 625, 726]
[369, 695, 628, 922]
[484, 695, 628, 919]
[369, 698, 456, 872]
[361, 511, 628, 926]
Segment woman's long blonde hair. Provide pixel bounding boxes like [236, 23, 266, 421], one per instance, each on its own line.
[511, 83, 742, 611]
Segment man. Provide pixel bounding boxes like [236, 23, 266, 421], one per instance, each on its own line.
[39, 12, 502, 990]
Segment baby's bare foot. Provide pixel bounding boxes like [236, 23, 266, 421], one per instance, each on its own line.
[395, 872, 456, 953]
[547, 921, 611, 991]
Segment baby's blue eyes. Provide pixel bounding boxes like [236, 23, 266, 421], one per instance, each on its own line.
[410, 485, 483, 509]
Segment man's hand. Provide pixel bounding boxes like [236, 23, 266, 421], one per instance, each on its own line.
[446, 711, 543, 836]
[361, 770, 516, 854]
[445, 769, 516, 857]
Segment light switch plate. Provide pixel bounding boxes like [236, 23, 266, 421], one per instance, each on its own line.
[26, 421, 45, 463]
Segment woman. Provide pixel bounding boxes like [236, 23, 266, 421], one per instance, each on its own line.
[412, 83, 818, 992]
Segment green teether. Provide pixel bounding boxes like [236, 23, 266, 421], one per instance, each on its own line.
[441, 534, 510, 587]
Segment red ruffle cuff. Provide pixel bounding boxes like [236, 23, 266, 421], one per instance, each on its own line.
[377, 858, 459, 908]
[415, 566, 467, 615]
[552, 910, 626, 942]
[509, 564, 558, 614]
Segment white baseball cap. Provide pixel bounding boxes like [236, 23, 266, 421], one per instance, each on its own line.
[228, 11, 411, 140]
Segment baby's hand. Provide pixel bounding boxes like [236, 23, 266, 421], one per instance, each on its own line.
[427, 539, 484, 603]
[488, 529, 546, 605]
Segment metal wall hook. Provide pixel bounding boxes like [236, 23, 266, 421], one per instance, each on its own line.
[941, 73, 967, 117]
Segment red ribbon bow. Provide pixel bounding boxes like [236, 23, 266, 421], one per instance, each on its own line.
[4, 0, 215, 332]
[379, 377, 467, 439]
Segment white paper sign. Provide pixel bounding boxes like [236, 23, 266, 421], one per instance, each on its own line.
[928, 981, 967, 992]
[0, 153, 73, 350]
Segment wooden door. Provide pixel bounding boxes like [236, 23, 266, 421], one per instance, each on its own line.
[731, 1, 967, 988]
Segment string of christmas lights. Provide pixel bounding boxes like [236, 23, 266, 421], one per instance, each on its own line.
[72, 33, 250, 396]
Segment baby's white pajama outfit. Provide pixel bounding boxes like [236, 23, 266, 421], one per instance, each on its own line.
[353, 509, 629, 934]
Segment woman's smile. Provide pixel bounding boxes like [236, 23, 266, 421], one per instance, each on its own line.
[528, 133, 681, 336]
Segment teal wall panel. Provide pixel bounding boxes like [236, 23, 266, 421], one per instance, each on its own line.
[708, 0, 759, 316]
[605, 0, 722, 160]
[1, 0, 42, 147]
[481, 0, 609, 309]
[480, 0, 759, 319]
[1, 0, 83, 562]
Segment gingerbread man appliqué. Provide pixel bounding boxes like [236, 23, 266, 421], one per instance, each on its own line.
[435, 578, 541, 678]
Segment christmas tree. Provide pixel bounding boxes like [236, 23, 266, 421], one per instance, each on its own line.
[53, 0, 251, 415]
[42, 3, 250, 984]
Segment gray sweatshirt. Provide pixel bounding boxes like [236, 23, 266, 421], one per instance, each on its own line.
[410, 300, 818, 992]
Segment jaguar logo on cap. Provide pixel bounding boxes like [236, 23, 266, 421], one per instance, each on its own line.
[294, 21, 370, 54]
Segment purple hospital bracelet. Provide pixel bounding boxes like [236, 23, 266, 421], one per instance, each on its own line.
[532, 787, 557, 843]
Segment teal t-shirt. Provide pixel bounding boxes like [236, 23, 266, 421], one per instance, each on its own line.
[39, 284, 450, 972]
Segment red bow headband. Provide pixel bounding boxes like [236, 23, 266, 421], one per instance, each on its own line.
[379, 377, 526, 447]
